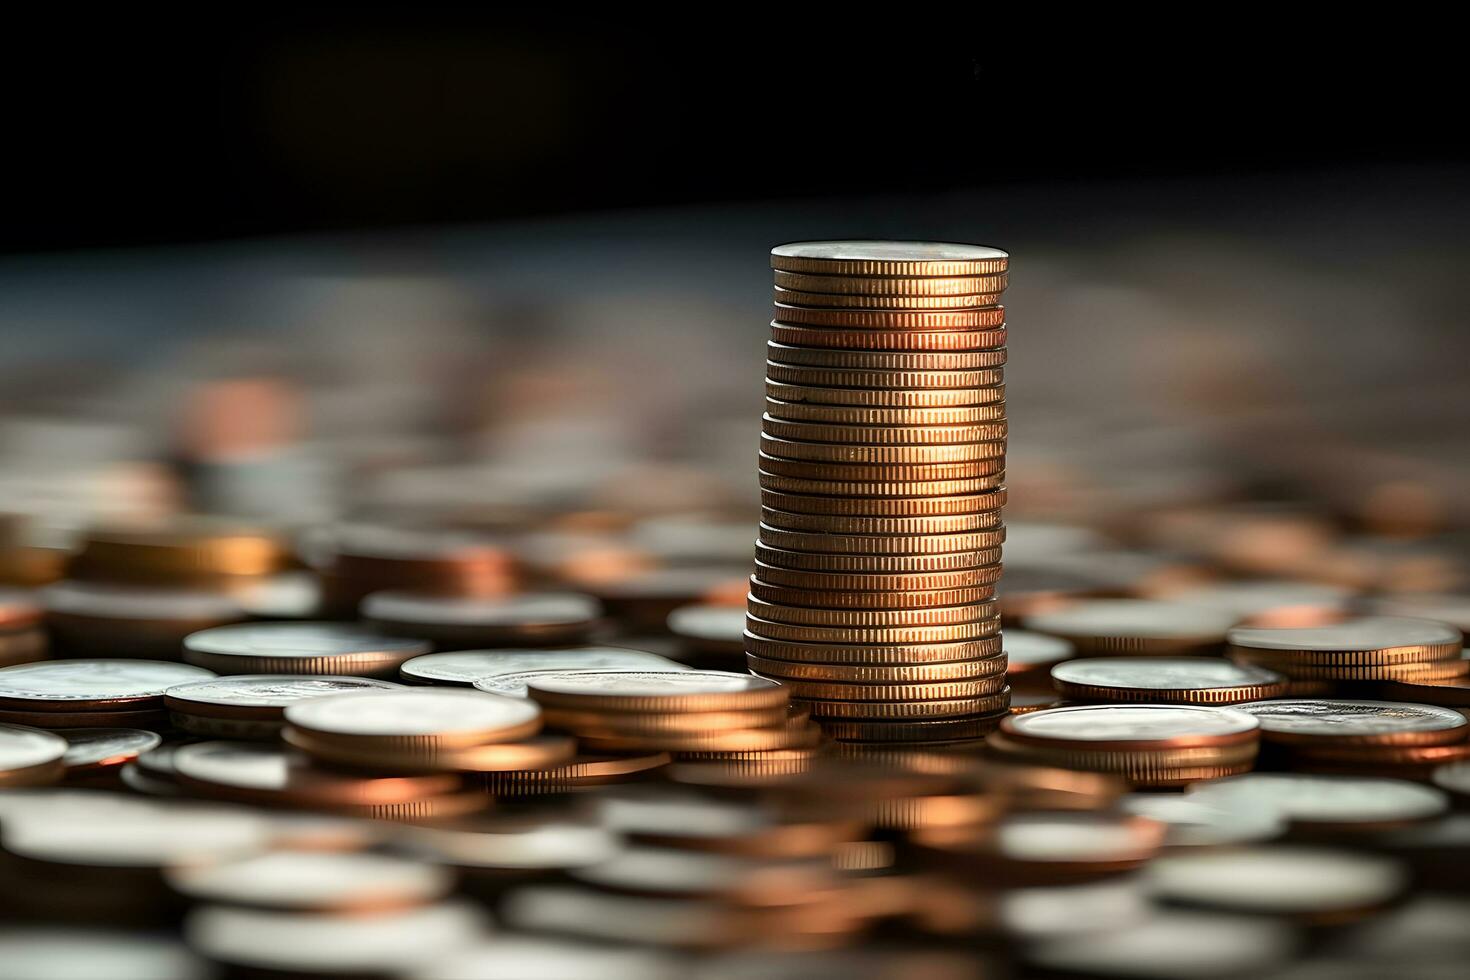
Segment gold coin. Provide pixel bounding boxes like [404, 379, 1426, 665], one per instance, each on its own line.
[1230, 655, 1470, 682]
[744, 631, 1001, 663]
[757, 523, 1005, 556]
[821, 712, 1008, 744]
[746, 655, 1005, 684]
[748, 576, 995, 610]
[770, 242, 1009, 278]
[761, 674, 1006, 701]
[773, 270, 1007, 296]
[759, 507, 1002, 535]
[765, 362, 1004, 390]
[766, 342, 1007, 372]
[803, 692, 1011, 720]
[759, 470, 1005, 497]
[772, 287, 1004, 310]
[745, 595, 998, 628]
[752, 559, 1002, 592]
[759, 435, 1006, 465]
[769, 323, 1007, 352]
[477, 752, 671, 794]
[761, 416, 1007, 446]
[758, 454, 1003, 483]
[765, 399, 1006, 426]
[759, 487, 1005, 517]
[773, 304, 1006, 329]
[577, 723, 823, 754]
[766, 380, 1005, 408]
[754, 541, 1002, 573]
[745, 614, 1000, 646]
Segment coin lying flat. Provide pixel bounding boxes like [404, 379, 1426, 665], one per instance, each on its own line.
[284, 689, 542, 748]
[166, 850, 453, 911]
[1146, 847, 1406, 922]
[1227, 617, 1463, 663]
[58, 728, 162, 775]
[1050, 657, 1288, 705]
[0, 660, 216, 711]
[1121, 794, 1286, 848]
[164, 675, 404, 720]
[285, 727, 577, 773]
[910, 811, 1165, 885]
[772, 270, 1008, 296]
[1004, 630, 1077, 687]
[769, 241, 1009, 278]
[400, 647, 682, 686]
[1024, 910, 1297, 979]
[1233, 699, 1469, 746]
[1002, 704, 1260, 750]
[182, 622, 430, 677]
[0, 723, 68, 786]
[408, 937, 680, 980]
[1185, 773, 1448, 831]
[362, 591, 603, 646]
[668, 605, 746, 659]
[1023, 600, 1238, 655]
[517, 669, 788, 713]
[0, 929, 208, 980]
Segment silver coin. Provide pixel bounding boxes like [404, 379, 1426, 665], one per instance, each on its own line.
[1186, 773, 1448, 826]
[284, 688, 539, 738]
[1227, 617, 1461, 652]
[165, 675, 403, 711]
[184, 622, 430, 658]
[0, 660, 215, 708]
[1007, 704, 1259, 742]
[1232, 699, 1468, 739]
[401, 647, 682, 686]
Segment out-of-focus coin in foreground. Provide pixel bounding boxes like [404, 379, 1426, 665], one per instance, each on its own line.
[400, 647, 682, 687]
[0, 723, 68, 786]
[166, 850, 454, 912]
[58, 728, 161, 776]
[1050, 657, 1288, 705]
[1145, 847, 1406, 923]
[1185, 772, 1448, 832]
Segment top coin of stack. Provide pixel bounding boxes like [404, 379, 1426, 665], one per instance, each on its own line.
[750, 242, 1011, 745]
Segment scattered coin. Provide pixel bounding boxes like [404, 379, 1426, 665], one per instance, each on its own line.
[363, 591, 603, 647]
[1185, 772, 1449, 832]
[400, 647, 682, 686]
[0, 723, 67, 787]
[182, 622, 431, 677]
[1145, 847, 1407, 923]
[1050, 657, 1289, 705]
[57, 728, 161, 777]
[1024, 600, 1238, 655]
[164, 674, 404, 739]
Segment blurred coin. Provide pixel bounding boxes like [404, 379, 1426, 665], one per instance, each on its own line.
[409, 937, 680, 980]
[745, 613, 1000, 645]
[502, 885, 758, 949]
[1233, 699, 1469, 746]
[185, 900, 487, 975]
[42, 581, 245, 658]
[1377, 676, 1470, 707]
[911, 810, 1165, 885]
[1004, 630, 1077, 689]
[182, 622, 430, 677]
[284, 688, 542, 749]
[746, 594, 997, 628]
[476, 752, 670, 796]
[0, 929, 206, 980]
[597, 786, 862, 858]
[363, 591, 602, 647]
[0, 659, 214, 711]
[668, 605, 745, 661]
[67, 518, 290, 585]
[1167, 579, 1356, 622]
[0, 723, 67, 786]
[1184, 772, 1448, 832]
[1146, 847, 1406, 923]
[325, 525, 517, 599]
[1009, 692, 1063, 714]
[402, 647, 681, 687]
[58, 728, 160, 777]
[166, 850, 453, 912]
[1024, 910, 1297, 978]
[1121, 793, 1286, 848]
[1024, 599, 1238, 655]
[765, 363, 1005, 392]
[1227, 617, 1462, 664]
[820, 712, 1008, 743]
[1050, 657, 1288, 705]
[1362, 593, 1470, 632]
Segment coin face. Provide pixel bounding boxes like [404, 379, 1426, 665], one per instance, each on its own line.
[403, 648, 682, 686]
[1050, 657, 1286, 702]
[1233, 699, 1468, 744]
[362, 591, 601, 626]
[1227, 617, 1461, 653]
[0, 723, 67, 771]
[165, 675, 405, 714]
[1185, 772, 1448, 826]
[59, 728, 161, 770]
[185, 622, 430, 658]
[0, 660, 216, 708]
[284, 689, 540, 738]
[1004, 705, 1259, 746]
[1146, 847, 1406, 916]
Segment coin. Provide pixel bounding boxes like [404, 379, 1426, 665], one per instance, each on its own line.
[772, 270, 1008, 296]
[399, 647, 681, 686]
[759, 487, 1006, 517]
[0, 930, 208, 980]
[68, 518, 290, 585]
[1023, 600, 1239, 655]
[284, 689, 543, 749]
[540, 706, 789, 734]
[284, 727, 578, 773]
[0, 723, 67, 786]
[768, 323, 1008, 353]
[745, 595, 997, 628]
[748, 577, 994, 610]
[1146, 847, 1405, 923]
[1229, 656, 1469, 682]
[164, 675, 404, 720]
[819, 712, 1008, 743]
[1024, 911, 1295, 978]
[577, 724, 822, 754]
[745, 655, 1004, 684]
[0, 706, 171, 729]
[745, 614, 1000, 645]
[182, 622, 431, 677]
[757, 525, 1005, 558]
[759, 435, 1006, 467]
[166, 850, 453, 912]
[667, 605, 745, 660]
[743, 632, 1001, 665]
[586, 566, 747, 633]
[910, 810, 1165, 885]
[1431, 761, 1470, 802]
[1010, 692, 1063, 714]
[1000, 704, 1260, 751]
[520, 669, 788, 713]
[760, 417, 1009, 447]
[0, 659, 215, 711]
[1121, 793, 1286, 848]
[772, 304, 1007, 330]
[1226, 617, 1463, 663]
[1004, 630, 1077, 686]
[1184, 772, 1448, 832]
[772, 287, 1003, 311]
[58, 728, 161, 775]
[1165, 580, 1356, 621]
[752, 560, 1003, 592]
[476, 752, 671, 796]
[362, 591, 602, 647]
[753, 541, 1002, 573]
[1233, 699, 1469, 746]
[804, 691, 1010, 720]
[41, 581, 246, 658]
[765, 362, 1006, 392]
[765, 380, 1005, 408]
[765, 344, 1008, 373]
[325, 525, 517, 600]
[770, 241, 1009, 278]
[758, 455, 1003, 484]
[765, 400, 1008, 429]
[1050, 657, 1289, 705]
[754, 674, 1006, 702]
[1377, 677, 1470, 706]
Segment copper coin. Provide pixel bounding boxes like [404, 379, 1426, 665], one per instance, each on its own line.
[183, 622, 430, 677]
[752, 559, 1003, 591]
[764, 397, 1007, 426]
[1001, 704, 1260, 751]
[765, 380, 1005, 408]
[577, 723, 822, 754]
[1185, 772, 1448, 831]
[803, 691, 1010, 720]
[746, 654, 1004, 684]
[1026, 912, 1295, 978]
[759, 506, 1003, 535]
[1431, 760, 1470, 802]
[753, 541, 1002, 573]
[1024, 600, 1238, 655]
[757, 525, 1004, 558]
[172, 741, 462, 807]
[910, 810, 1165, 884]
[768, 321, 1008, 352]
[770, 241, 1008, 277]
[758, 486, 1005, 516]
[758, 434, 1006, 465]
[772, 269, 1008, 296]
[1121, 793, 1286, 848]
[748, 576, 995, 610]
[1377, 677, 1470, 707]
[284, 726, 578, 773]
[765, 362, 1005, 391]
[284, 689, 543, 748]
[820, 712, 1008, 744]
[164, 674, 404, 720]
[745, 613, 999, 646]
[1050, 657, 1288, 705]
[1005, 630, 1077, 676]
[765, 343, 1007, 372]
[757, 455, 1003, 483]
[1226, 617, 1462, 663]
[400, 647, 681, 687]
[742, 632, 1001, 665]
[745, 595, 997, 629]
[0, 659, 215, 711]
[1233, 698, 1469, 746]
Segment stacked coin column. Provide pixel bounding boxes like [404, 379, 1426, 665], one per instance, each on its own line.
[745, 241, 1010, 747]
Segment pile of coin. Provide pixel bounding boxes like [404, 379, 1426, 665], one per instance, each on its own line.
[0, 659, 213, 731]
[985, 704, 1262, 788]
[1235, 698, 1470, 778]
[748, 242, 1011, 744]
[1227, 617, 1465, 687]
[164, 674, 403, 739]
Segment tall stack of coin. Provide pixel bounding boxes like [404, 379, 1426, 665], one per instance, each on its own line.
[748, 242, 1011, 744]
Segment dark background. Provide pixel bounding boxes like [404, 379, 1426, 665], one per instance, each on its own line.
[4, 15, 1464, 253]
